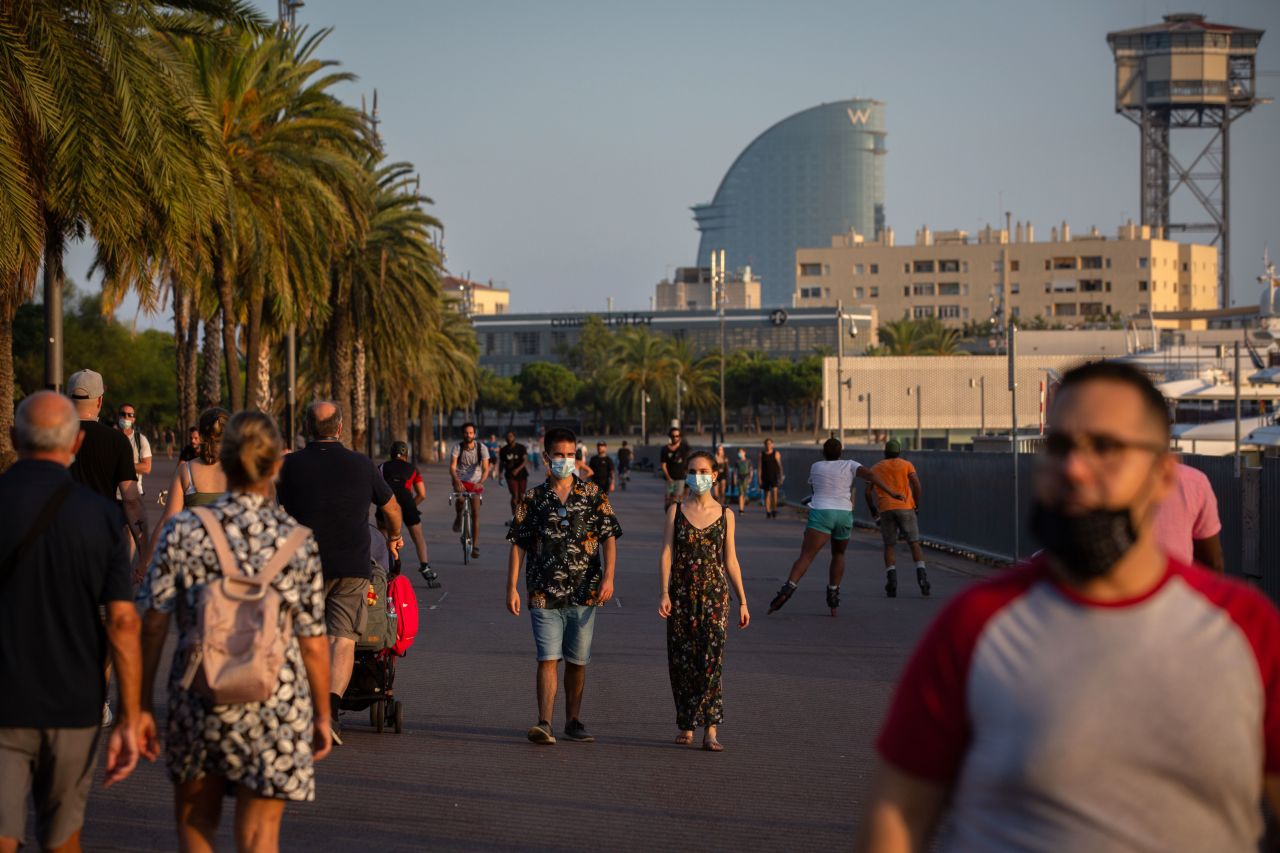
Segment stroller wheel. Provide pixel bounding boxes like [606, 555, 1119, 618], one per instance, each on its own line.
[372, 701, 385, 733]
[393, 700, 404, 734]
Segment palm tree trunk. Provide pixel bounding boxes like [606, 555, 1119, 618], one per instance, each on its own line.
[417, 399, 432, 463]
[326, 270, 353, 448]
[254, 343, 272, 413]
[352, 337, 367, 450]
[172, 275, 189, 434]
[200, 310, 223, 408]
[0, 293, 17, 469]
[243, 280, 266, 411]
[183, 291, 199, 427]
[212, 240, 243, 411]
[389, 387, 409, 443]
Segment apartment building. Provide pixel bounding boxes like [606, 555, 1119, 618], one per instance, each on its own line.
[444, 275, 510, 315]
[654, 266, 761, 311]
[794, 221, 1219, 329]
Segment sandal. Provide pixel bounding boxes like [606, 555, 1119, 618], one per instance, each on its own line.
[702, 736, 724, 752]
[674, 731, 694, 745]
[767, 582, 797, 614]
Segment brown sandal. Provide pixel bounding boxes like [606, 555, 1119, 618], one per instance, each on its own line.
[702, 736, 723, 752]
[674, 731, 694, 745]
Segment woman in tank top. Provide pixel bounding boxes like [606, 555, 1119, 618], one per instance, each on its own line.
[143, 408, 230, 573]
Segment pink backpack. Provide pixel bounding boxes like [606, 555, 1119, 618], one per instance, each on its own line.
[388, 574, 419, 655]
[181, 508, 310, 704]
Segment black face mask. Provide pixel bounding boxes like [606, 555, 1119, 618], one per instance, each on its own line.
[1029, 501, 1138, 581]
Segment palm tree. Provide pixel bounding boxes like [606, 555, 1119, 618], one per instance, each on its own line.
[610, 327, 673, 444]
[872, 317, 963, 356]
[664, 338, 719, 433]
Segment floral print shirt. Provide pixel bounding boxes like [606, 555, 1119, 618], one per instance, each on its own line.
[507, 478, 622, 609]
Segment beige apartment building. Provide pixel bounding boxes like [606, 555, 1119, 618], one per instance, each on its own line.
[654, 266, 761, 311]
[794, 221, 1219, 330]
[444, 275, 510, 315]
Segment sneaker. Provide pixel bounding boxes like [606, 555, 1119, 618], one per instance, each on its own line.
[826, 586, 840, 611]
[563, 719, 595, 742]
[101, 702, 113, 728]
[917, 567, 931, 597]
[527, 721, 556, 744]
[885, 569, 898, 598]
[419, 565, 441, 588]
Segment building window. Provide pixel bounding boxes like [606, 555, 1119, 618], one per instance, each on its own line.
[1079, 279, 1104, 293]
[913, 283, 935, 296]
[515, 332, 540, 356]
[1053, 257, 1077, 270]
[993, 260, 1003, 273]
[1183, 262, 1189, 272]
[903, 263, 910, 273]
[855, 287, 865, 299]
[870, 264, 879, 274]
[938, 282, 960, 296]
[1139, 257, 1149, 269]
[799, 263, 823, 277]
[485, 333, 496, 356]
[962, 262, 969, 273]
[869, 287, 879, 298]
[550, 331, 568, 350]
[913, 260, 935, 274]
[495, 304, 507, 315]
[1054, 303, 1078, 316]
[1011, 306, 1021, 317]
[939, 305, 961, 318]
[1081, 302, 1104, 316]
[903, 286, 910, 297]
[913, 305, 935, 318]
[1011, 282, 1020, 294]
[1081, 256, 1103, 270]
[1105, 258, 1111, 269]
[1105, 281, 1112, 292]
[963, 307, 970, 319]
[1138, 280, 1148, 291]
[938, 260, 960, 273]
[854, 264, 865, 275]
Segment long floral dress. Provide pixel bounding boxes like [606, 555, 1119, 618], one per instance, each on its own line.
[138, 492, 325, 800]
[666, 507, 730, 731]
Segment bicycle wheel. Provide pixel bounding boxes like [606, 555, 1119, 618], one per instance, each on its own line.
[461, 517, 471, 564]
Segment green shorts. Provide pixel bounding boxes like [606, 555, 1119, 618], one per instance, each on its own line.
[806, 508, 853, 541]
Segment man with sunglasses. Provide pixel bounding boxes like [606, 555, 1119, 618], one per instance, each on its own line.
[660, 428, 689, 510]
[860, 361, 1280, 852]
[506, 428, 622, 746]
[114, 403, 152, 499]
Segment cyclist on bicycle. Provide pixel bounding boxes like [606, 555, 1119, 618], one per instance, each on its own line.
[450, 422, 490, 560]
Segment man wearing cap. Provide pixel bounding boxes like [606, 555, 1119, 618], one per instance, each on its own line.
[380, 441, 439, 587]
[66, 370, 147, 567]
[865, 439, 929, 598]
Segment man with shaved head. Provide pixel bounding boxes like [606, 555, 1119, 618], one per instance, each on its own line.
[0, 392, 144, 851]
[277, 401, 403, 743]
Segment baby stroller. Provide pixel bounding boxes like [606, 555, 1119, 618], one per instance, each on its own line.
[340, 558, 419, 734]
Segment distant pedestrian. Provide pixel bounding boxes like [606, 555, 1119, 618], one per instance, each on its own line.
[484, 433, 501, 480]
[179, 426, 201, 462]
[138, 411, 333, 851]
[381, 440, 439, 587]
[1152, 461, 1224, 573]
[0, 393, 144, 852]
[768, 438, 903, 616]
[506, 428, 622, 745]
[616, 440, 632, 487]
[732, 448, 752, 514]
[449, 422, 490, 559]
[163, 427, 175, 459]
[499, 431, 530, 519]
[115, 402, 153, 499]
[277, 402, 403, 743]
[588, 441, 615, 493]
[858, 361, 1280, 852]
[758, 439, 783, 518]
[864, 439, 931, 597]
[660, 427, 690, 509]
[658, 451, 749, 751]
[145, 407, 229, 569]
[712, 445, 729, 504]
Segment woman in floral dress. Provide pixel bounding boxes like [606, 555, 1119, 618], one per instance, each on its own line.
[138, 412, 332, 852]
[659, 451, 750, 751]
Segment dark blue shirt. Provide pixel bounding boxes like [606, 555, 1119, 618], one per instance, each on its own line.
[0, 460, 132, 727]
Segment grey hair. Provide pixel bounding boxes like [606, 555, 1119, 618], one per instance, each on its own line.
[306, 401, 342, 439]
[14, 392, 80, 452]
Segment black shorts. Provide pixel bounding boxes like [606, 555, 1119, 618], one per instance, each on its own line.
[398, 499, 421, 527]
[761, 479, 779, 491]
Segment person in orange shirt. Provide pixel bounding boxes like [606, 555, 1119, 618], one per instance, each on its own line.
[865, 439, 929, 597]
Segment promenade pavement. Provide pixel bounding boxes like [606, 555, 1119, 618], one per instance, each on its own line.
[81, 453, 989, 852]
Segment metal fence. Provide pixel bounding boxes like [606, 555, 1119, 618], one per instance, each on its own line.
[1261, 459, 1280, 602]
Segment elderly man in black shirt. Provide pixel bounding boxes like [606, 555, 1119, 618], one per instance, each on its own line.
[0, 392, 144, 851]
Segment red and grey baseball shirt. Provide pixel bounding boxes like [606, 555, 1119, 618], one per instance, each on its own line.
[877, 555, 1280, 851]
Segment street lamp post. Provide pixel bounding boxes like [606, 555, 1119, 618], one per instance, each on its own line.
[715, 250, 727, 443]
[836, 300, 845, 445]
[1234, 340, 1242, 477]
[1008, 323, 1020, 561]
[969, 376, 986, 436]
[906, 385, 922, 449]
[641, 389, 650, 447]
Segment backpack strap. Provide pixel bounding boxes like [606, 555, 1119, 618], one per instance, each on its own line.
[0, 482, 74, 592]
[190, 507, 310, 587]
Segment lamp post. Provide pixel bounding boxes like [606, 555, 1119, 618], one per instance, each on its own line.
[714, 250, 727, 444]
[969, 375, 986, 435]
[1008, 322, 1020, 561]
[906, 385, 922, 449]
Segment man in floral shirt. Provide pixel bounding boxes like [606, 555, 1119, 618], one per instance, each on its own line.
[506, 427, 622, 745]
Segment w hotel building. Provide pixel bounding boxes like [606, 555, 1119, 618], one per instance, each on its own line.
[793, 221, 1219, 330]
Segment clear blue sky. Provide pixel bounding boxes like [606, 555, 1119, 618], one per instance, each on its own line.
[94, 0, 1280, 325]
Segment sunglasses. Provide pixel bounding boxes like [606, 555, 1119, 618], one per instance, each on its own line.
[1043, 430, 1166, 462]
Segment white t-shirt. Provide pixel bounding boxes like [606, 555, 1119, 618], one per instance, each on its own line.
[119, 430, 152, 497]
[808, 459, 861, 511]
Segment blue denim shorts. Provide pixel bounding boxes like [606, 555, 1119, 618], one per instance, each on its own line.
[530, 605, 598, 665]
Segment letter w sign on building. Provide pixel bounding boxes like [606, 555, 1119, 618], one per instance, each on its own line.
[847, 108, 871, 125]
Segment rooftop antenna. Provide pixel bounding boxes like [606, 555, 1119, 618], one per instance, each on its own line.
[277, 0, 303, 30]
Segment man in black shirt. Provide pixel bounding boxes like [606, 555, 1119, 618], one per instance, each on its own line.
[0, 392, 143, 851]
[616, 440, 632, 488]
[178, 427, 201, 462]
[499, 431, 529, 518]
[588, 441, 615, 493]
[660, 427, 690, 509]
[277, 401, 403, 740]
[66, 369, 147, 569]
[380, 441, 439, 588]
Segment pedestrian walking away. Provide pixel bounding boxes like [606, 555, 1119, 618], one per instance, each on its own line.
[658, 451, 749, 751]
[732, 448, 752, 514]
[616, 440, 632, 489]
[138, 411, 333, 853]
[759, 439, 784, 518]
[506, 428, 622, 746]
[660, 427, 690, 509]
[1151, 461, 1225, 572]
[0, 392, 145, 853]
[145, 408, 229, 570]
[115, 403, 153, 500]
[381, 441, 439, 587]
[858, 361, 1280, 853]
[588, 441, 616, 494]
[277, 401, 403, 744]
[864, 439, 931, 598]
[450, 422, 490, 559]
[768, 438, 904, 615]
[499, 431, 530, 519]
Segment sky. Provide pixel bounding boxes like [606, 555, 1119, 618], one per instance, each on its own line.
[89, 0, 1280, 327]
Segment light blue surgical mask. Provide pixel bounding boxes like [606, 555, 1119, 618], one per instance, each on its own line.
[686, 473, 714, 495]
[549, 457, 576, 479]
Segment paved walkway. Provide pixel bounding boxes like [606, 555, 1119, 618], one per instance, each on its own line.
[83, 455, 986, 851]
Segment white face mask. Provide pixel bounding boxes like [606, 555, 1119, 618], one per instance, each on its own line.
[549, 458, 576, 479]
[686, 473, 714, 495]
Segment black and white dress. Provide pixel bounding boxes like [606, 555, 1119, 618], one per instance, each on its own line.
[139, 492, 325, 800]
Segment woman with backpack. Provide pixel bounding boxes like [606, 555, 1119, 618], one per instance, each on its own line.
[658, 451, 750, 752]
[137, 411, 332, 852]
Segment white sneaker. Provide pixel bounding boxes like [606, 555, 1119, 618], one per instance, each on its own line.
[102, 702, 113, 728]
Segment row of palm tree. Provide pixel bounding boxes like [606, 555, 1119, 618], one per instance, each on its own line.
[1, 2, 476, 463]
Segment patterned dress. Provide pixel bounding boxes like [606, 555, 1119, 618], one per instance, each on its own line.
[138, 492, 326, 800]
[666, 507, 730, 731]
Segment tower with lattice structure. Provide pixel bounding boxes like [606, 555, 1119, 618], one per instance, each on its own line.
[1107, 13, 1265, 308]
